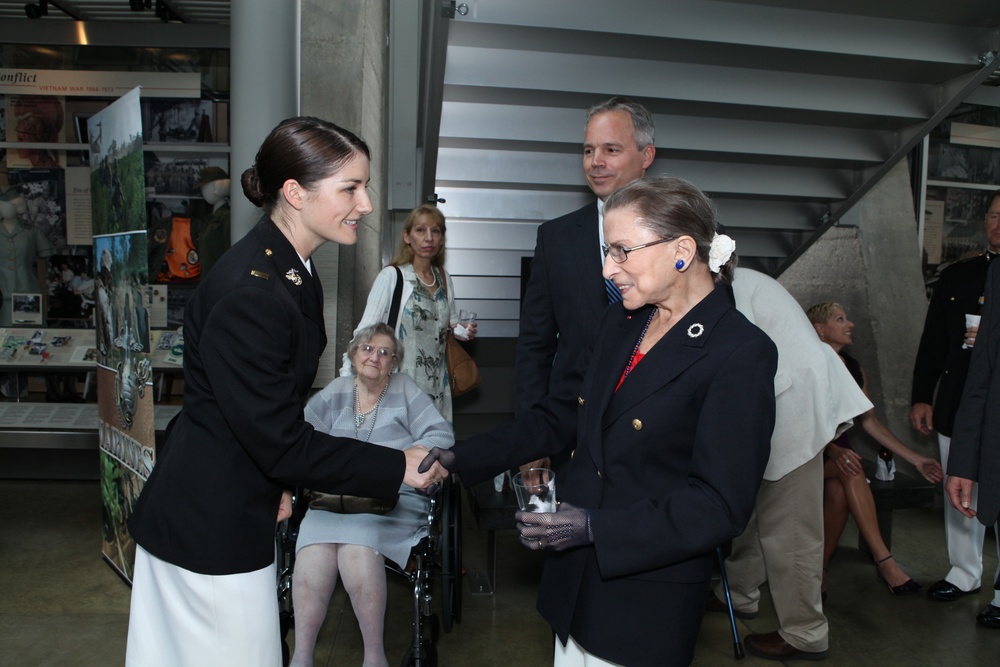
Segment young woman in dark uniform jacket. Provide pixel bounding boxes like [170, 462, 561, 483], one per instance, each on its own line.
[125, 117, 444, 667]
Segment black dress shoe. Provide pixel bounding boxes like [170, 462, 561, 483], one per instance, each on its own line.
[926, 579, 981, 601]
[977, 604, 1000, 629]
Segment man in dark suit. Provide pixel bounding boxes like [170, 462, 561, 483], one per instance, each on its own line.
[911, 188, 1000, 614]
[515, 97, 655, 437]
[944, 191, 1000, 630]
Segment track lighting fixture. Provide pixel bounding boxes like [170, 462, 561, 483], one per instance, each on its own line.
[24, 0, 47, 19]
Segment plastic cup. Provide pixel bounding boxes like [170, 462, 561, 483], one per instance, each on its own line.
[964, 313, 981, 349]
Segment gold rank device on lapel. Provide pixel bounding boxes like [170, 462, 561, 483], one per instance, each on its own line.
[250, 270, 269, 280]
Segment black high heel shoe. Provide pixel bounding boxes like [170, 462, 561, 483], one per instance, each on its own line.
[875, 554, 924, 596]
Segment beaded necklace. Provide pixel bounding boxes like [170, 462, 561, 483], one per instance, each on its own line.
[353, 379, 389, 441]
[623, 309, 657, 382]
[415, 266, 437, 288]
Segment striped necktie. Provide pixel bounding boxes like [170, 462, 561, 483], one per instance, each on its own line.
[605, 277, 623, 303]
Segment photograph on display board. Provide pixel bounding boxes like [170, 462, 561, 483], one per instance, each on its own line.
[87, 99, 145, 237]
[11, 293, 42, 325]
[142, 99, 213, 143]
[97, 366, 154, 584]
[47, 254, 95, 321]
[6, 168, 69, 252]
[93, 233, 152, 365]
[5, 94, 67, 169]
[929, 142, 1000, 187]
[143, 153, 226, 196]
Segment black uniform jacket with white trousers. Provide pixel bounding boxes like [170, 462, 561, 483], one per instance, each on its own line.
[454, 285, 777, 667]
[950, 258, 1000, 527]
[129, 217, 405, 576]
[912, 253, 993, 438]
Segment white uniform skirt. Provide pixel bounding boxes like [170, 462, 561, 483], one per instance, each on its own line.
[554, 635, 627, 667]
[126, 545, 281, 667]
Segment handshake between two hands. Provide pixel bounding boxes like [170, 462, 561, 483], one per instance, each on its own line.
[401, 446, 458, 493]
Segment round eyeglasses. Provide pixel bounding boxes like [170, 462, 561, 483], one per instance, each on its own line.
[360, 344, 395, 359]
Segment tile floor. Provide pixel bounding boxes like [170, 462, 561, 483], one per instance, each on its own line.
[2, 478, 999, 666]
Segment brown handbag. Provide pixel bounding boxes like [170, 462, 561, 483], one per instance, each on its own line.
[446, 330, 481, 396]
[440, 271, 481, 397]
[306, 491, 398, 515]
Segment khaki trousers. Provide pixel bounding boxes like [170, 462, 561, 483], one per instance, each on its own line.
[714, 451, 828, 652]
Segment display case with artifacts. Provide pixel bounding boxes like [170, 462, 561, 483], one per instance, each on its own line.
[0, 185, 54, 326]
[193, 166, 230, 277]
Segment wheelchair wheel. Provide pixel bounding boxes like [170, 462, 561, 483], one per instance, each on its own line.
[440, 476, 463, 632]
[400, 641, 437, 667]
[428, 612, 441, 644]
[275, 491, 306, 667]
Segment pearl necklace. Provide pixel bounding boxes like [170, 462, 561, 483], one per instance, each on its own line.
[354, 380, 389, 441]
[623, 309, 657, 381]
[416, 268, 437, 288]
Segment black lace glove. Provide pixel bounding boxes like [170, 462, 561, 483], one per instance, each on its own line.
[418, 447, 458, 495]
[516, 501, 593, 551]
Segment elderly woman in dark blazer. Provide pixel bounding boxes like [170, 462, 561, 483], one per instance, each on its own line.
[125, 117, 443, 667]
[422, 175, 777, 666]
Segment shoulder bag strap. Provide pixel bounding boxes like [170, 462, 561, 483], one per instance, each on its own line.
[387, 265, 404, 330]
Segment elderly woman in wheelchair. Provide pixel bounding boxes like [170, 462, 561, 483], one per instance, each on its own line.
[289, 323, 454, 667]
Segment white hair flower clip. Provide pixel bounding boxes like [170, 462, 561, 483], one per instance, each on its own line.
[708, 233, 736, 273]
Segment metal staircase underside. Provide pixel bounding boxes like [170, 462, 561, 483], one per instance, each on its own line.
[432, 0, 1000, 276]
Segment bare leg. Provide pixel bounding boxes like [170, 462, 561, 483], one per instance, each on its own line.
[339, 545, 390, 667]
[829, 464, 914, 588]
[289, 544, 341, 667]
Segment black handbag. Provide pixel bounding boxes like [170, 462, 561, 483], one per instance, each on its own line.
[306, 490, 398, 515]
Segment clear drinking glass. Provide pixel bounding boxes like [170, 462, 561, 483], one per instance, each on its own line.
[511, 468, 556, 513]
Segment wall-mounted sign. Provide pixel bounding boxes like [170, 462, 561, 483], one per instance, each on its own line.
[0, 68, 200, 99]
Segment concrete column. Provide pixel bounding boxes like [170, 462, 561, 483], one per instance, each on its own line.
[229, 0, 300, 239]
[779, 160, 935, 467]
[301, 0, 389, 385]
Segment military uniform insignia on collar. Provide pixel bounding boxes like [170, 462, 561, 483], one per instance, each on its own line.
[265, 248, 273, 256]
[250, 270, 269, 279]
[285, 268, 302, 286]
